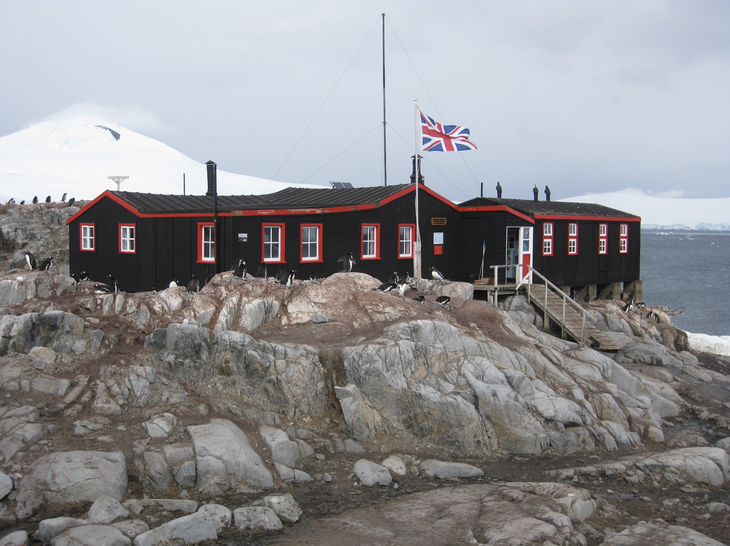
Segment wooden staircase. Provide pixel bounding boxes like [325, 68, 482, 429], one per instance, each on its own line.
[521, 273, 619, 352]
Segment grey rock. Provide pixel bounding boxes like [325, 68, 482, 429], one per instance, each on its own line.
[17, 451, 127, 518]
[150, 499, 198, 514]
[343, 439, 365, 452]
[35, 517, 88, 545]
[0, 471, 12, 499]
[143, 413, 177, 438]
[143, 452, 173, 492]
[261, 493, 302, 523]
[259, 426, 298, 467]
[335, 384, 382, 441]
[133, 512, 217, 546]
[196, 504, 231, 532]
[0, 530, 28, 546]
[354, 459, 392, 487]
[601, 520, 724, 545]
[111, 520, 150, 540]
[716, 437, 730, 449]
[88, 495, 129, 524]
[311, 315, 328, 324]
[420, 460, 484, 479]
[232, 507, 283, 531]
[51, 525, 131, 546]
[381, 455, 407, 476]
[187, 419, 273, 491]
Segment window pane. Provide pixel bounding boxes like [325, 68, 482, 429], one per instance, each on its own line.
[399, 226, 412, 257]
[363, 226, 376, 257]
[302, 226, 318, 260]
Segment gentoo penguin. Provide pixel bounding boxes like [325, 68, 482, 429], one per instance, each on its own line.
[621, 296, 635, 313]
[37, 256, 53, 271]
[413, 295, 425, 303]
[45, 196, 51, 203]
[396, 280, 410, 296]
[337, 251, 356, 272]
[152, 282, 165, 293]
[169, 279, 180, 288]
[276, 266, 287, 284]
[71, 271, 89, 283]
[387, 272, 400, 284]
[61, 193, 67, 202]
[187, 275, 200, 292]
[403, 272, 412, 283]
[375, 281, 397, 292]
[67, 197, 75, 207]
[23, 250, 36, 270]
[281, 269, 296, 286]
[231, 259, 246, 278]
[19, 201, 25, 205]
[435, 295, 451, 305]
[430, 267, 445, 281]
[94, 275, 118, 294]
[32, 196, 38, 204]
[256, 262, 268, 279]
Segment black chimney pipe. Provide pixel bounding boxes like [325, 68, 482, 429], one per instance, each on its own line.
[410, 155, 424, 185]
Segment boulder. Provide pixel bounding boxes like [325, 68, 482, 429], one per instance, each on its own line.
[88, 495, 129, 524]
[259, 426, 299, 467]
[51, 525, 131, 546]
[0, 530, 28, 546]
[16, 451, 127, 518]
[35, 518, 89, 545]
[196, 504, 231, 532]
[601, 520, 725, 545]
[420, 460, 484, 479]
[232, 507, 283, 531]
[132, 512, 217, 546]
[0, 471, 12, 499]
[187, 419, 273, 492]
[260, 493, 302, 524]
[354, 459, 392, 487]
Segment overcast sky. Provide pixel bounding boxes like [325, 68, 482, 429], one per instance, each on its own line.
[1, 0, 728, 203]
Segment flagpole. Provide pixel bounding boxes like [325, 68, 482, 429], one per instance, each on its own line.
[413, 100, 422, 279]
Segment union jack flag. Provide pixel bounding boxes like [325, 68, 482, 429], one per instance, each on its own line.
[420, 110, 477, 152]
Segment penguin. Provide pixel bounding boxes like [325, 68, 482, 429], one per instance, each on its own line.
[256, 262, 268, 279]
[337, 251, 356, 272]
[430, 267, 445, 281]
[309, 272, 321, 281]
[94, 275, 118, 294]
[435, 295, 451, 306]
[32, 196, 38, 204]
[396, 280, 410, 296]
[232, 259, 247, 278]
[23, 250, 36, 270]
[152, 282, 165, 293]
[169, 279, 180, 288]
[61, 193, 67, 202]
[386, 272, 400, 284]
[413, 295, 425, 303]
[187, 275, 200, 292]
[71, 271, 89, 283]
[45, 196, 51, 203]
[67, 198, 75, 207]
[6, 198, 15, 205]
[622, 296, 635, 313]
[375, 281, 398, 292]
[276, 266, 287, 284]
[37, 256, 53, 271]
[281, 269, 296, 286]
[20, 200, 25, 205]
[403, 272, 412, 283]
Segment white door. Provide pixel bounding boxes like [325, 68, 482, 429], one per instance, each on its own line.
[518, 227, 533, 282]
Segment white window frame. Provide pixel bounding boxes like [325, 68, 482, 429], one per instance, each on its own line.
[543, 238, 553, 256]
[119, 224, 136, 253]
[362, 224, 378, 259]
[398, 224, 414, 258]
[201, 224, 215, 262]
[81, 224, 95, 251]
[301, 224, 320, 262]
[263, 224, 284, 263]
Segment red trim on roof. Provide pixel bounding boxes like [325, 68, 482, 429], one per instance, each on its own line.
[458, 205, 535, 224]
[533, 214, 641, 222]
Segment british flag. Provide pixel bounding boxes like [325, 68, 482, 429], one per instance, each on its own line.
[420, 110, 477, 152]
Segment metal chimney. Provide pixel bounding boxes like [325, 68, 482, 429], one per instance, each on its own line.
[205, 161, 217, 197]
[410, 155, 424, 185]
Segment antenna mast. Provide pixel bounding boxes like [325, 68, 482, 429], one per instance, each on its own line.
[108, 176, 129, 191]
[382, 13, 388, 186]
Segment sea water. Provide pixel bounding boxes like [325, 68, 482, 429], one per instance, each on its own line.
[641, 230, 730, 354]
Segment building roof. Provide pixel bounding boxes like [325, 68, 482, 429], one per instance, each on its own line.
[110, 184, 414, 215]
[459, 197, 640, 220]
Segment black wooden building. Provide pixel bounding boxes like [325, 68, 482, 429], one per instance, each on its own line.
[68, 181, 642, 298]
[459, 197, 641, 298]
[67, 183, 461, 293]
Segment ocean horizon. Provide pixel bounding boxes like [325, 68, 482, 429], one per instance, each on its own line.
[641, 229, 730, 356]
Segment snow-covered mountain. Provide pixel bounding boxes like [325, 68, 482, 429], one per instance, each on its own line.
[0, 117, 323, 203]
[560, 191, 730, 231]
[1, 118, 728, 231]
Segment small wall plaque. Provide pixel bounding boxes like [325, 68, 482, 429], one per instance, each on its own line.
[238, 233, 248, 242]
[431, 218, 447, 226]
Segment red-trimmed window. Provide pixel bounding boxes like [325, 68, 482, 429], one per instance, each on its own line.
[568, 223, 578, 255]
[542, 222, 553, 256]
[198, 223, 216, 263]
[398, 224, 415, 259]
[80, 223, 95, 251]
[619, 223, 628, 254]
[362, 224, 380, 260]
[119, 224, 136, 254]
[263, 223, 285, 263]
[300, 224, 322, 263]
[598, 223, 608, 255]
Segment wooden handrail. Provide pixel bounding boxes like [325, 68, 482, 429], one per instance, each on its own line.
[490, 263, 589, 344]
